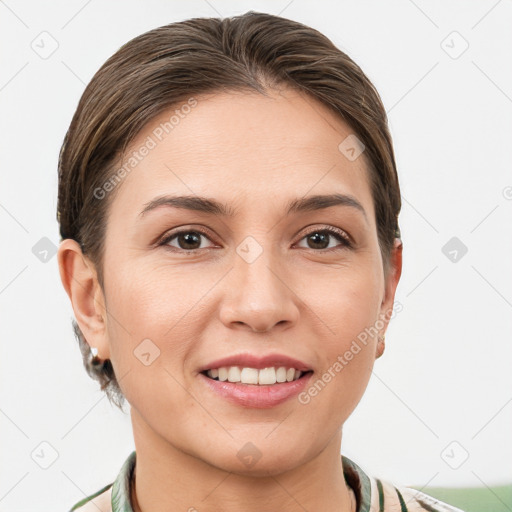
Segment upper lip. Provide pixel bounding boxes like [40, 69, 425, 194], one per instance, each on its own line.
[199, 353, 313, 373]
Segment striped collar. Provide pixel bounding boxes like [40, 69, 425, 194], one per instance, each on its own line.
[109, 450, 373, 512]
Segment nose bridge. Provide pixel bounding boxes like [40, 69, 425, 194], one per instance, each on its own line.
[236, 236, 285, 303]
[220, 235, 298, 331]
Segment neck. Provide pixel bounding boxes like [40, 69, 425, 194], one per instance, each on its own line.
[129, 408, 356, 512]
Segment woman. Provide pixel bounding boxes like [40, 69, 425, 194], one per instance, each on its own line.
[57, 11, 465, 512]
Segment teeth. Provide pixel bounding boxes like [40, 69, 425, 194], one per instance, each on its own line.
[206, 366, 305, 385]
[258, 367, 276, 385]
[276, 367, 287, 383]
[227, 366, 241, 383]
[240, 367, 259, 384]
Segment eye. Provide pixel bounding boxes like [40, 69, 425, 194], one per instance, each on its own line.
[159, 228, 216, 252]
[296, 226, 352, 251]
[158, 225, 353, 253]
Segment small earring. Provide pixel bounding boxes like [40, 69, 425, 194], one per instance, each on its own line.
[90, 346, 102, 366]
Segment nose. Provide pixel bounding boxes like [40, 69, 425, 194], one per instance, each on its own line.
[218, 247, 299, 333]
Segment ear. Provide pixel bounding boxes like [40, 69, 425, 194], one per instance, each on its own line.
[375, 238, 403, 358]
[57, 239, 110, 360]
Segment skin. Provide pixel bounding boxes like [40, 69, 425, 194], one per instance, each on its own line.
[58, 86, 402, 512]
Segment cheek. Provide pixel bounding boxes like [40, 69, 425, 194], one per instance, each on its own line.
[101, 261, 186, 379]
[302, 263, 381, 401]
[103, 269, 197, 425]
[306, 261, 382, 344]
[102, 258, 222, 403]
[300, 288, 379, 425]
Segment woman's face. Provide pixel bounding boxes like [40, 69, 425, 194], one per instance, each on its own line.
[89, 87, 400, 474]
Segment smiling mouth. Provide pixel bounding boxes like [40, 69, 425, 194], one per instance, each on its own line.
[201, 367, 314, 386]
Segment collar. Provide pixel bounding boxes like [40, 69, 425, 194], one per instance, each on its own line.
[110, 450, 373, 512]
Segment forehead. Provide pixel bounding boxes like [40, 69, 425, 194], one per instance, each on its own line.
[108, 88, 375, 222]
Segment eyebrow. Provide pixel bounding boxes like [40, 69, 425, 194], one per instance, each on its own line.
[138, 193, 368, 223]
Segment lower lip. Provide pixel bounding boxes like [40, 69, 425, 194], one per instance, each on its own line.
[199, 372, 314, 409]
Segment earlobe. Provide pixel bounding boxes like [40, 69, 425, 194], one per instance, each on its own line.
[57, 239, 110, 359]
[375, 334, 385, 359]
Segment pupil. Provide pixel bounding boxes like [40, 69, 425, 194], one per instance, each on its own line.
[179, 232, 200, 249]
[309, 232, 328, 249]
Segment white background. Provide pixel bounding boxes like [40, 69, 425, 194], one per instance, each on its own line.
[1, 1, 511, 510]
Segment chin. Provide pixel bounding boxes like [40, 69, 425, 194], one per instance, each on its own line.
[202, 441, 308, 478]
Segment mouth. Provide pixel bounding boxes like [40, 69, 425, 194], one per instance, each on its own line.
[201, 367, 314, 386]
[199, 366, 315, 408]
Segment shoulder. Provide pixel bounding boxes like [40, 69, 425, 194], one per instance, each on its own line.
[374, 477, 467, 512]
[68, 483, 112, 512]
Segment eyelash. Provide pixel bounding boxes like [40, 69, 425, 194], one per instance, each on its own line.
[157, 225, 353, 254]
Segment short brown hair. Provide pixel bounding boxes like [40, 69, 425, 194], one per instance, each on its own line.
[57, 11, 401, 410]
